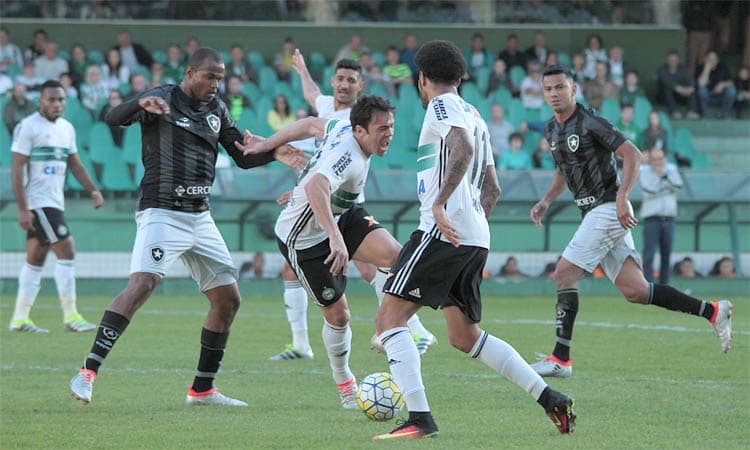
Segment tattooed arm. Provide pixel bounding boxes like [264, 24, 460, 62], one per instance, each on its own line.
[480, 164, 501, 218]
[432, 126, 474, 246]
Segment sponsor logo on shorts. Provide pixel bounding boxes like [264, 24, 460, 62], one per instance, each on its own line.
[150, 247, 164, 263]
[322, 287, 336, 301]
[567, 134, 579, 152]
[408, 287, 422, 298]
[57, 224, 68, 236]
[206, 114, 220, 133]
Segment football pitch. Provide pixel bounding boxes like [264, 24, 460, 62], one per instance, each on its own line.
[1, 291, 747, 449]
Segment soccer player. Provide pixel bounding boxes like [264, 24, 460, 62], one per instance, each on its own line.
[10, 80, 103, 333]
[372, 41, 575, 441]
[266, 50, 435, 361]
[240, 95, 403, 409]
[528, 65, 733, 378]
[68, 48, 305, 406]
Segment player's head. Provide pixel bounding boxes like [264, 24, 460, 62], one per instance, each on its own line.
[541, 64, 577, 114]
[38, 80, 66, 121]
[331, 58, 362, 107]
[414, 40, 465, 107]
[350, 94, 395, 157]
[184, 47, 225, 102]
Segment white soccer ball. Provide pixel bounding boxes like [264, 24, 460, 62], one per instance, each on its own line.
[357, 372, 404, 421]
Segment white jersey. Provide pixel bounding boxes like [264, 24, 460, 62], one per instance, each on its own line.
[275, 119, 370, 250]
[11, 112, 77, 210]
[315, 95, 351, 121]
[416, 93, 494, 249]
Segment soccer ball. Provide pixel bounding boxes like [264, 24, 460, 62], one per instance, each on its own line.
[357, 372, 404, 421]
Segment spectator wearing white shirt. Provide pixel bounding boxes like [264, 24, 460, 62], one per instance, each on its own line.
[33, 42, 69, 82]
[80, 65, 108, 115]
[101, 47, 130, 92]
[0, 27, 24, 74]
[487, 103, 514, 159]
[14, 63, 44, 100]
[520, 61, 544, 110]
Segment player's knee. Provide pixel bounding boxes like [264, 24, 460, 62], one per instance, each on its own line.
[620, 284, 647, 303]
[552, 269, 576, 288]
[448, 334, 474, 353]
[128, 273, 160, 298]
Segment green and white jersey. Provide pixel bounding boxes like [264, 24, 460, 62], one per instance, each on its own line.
[275, 119, 371, 250]
[417, 93, 494, 249]
[11, 112, 77, 210]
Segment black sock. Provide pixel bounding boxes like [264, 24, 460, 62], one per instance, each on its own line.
[192, 328, 229, 393]
[649, 283, 714, 320]
[536, 387, 551, 409]
[83, 310, 130, 373]
[552, 288, 578, 362]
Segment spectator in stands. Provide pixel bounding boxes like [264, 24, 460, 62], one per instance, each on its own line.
[0, 27, 24, 74]
[3, 82, 35, 134]
[382, 45, 412, 97]
[533, 137, 555, 170]
[695, 50, 736, 119]
[521, 61, 544, 110]
[642, 111, 667, 153]
[582, 34, 607, 80]
[584, 61, 619, 111]
[163, 43, 185, 85]
[734, 66, 750, 118]
[14, 63, 43, 99]
[67, 44, 88, 90]
[498, 33, 527, 71]
[239, 252, 268, 279]
[463, 33, 493, 80]
[524, 31, 548, 65]
[541, 256, 561, 278]
[486, 58, 516, 97]
[640, 148, 683, 284]
[359, 51, 387, 95]
[98, 89, 124, 147]
[673, 256, 701, 278]
[335, 33, 369, 63]
[34, 42, 68, 82]
[709, 256, 736, 278]
[274, 37, 295, 82]
[619, 70, 645, 107]
[499, 256, 527, 279]
[488, 103, 513, 159]
[24, 29, 47, 64]
[657, 50, 700, 119]
[544, 51, 559, 67]
[148, 61, 164, 88]
[115, 30, 153, 73]
[124, 73, 147, 101]
[59, 72, 78, 98]
[226, 44, 258, 84]
[0, 72, 11, 96]
[101, 47, 130, 92]
[183, 36, 199, 62]
[399, 32, 418, 80]
[220, 75, 252, 122]
[616, 104, 643, 149]
[80, 65, 108, 116]
[267, 94, 295, 132]
[498, 132, 532, 170]
[607, 45, 629, 87]
[570, 52, 586, 84]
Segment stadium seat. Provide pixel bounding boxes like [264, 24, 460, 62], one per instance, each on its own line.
[461, 82, 481, 106]
[321, 66, 335, 95]
[237, 107, 257, 132]
[242, 81, 260, 99]
[632, 95, 652, 130]
[134, 159, 145, 184]
[557, 52, 571, 68]
[118, 82, 131, 96]
[509, 66, 526, 90]
[690, 151, 711, 170]
[152, 50, 167, 64]
[0, 124, 11, 166]
[490, 88, 512, 110]
[371, 51, 386, 67]
[307, 51, 327, 73]
[101, 153, 136, 191]
[523, 107, 542, 123]
[507, 98, 525, 129]
[88, 122, 120, 164]
[219, 50, 231, 64]
[289, 71, 303, 94]
[88, 49, 104, 64]
[367, 82, 387, 98]
[476, 97, 492, 120]
[247, 50, 267, 69]
[601, 97, 620, 123]
[122, 124, 142, 165]
[272, 80, 293, 99]
[66, 149, 100, 191]
[539, 102, 553, 121]
[673, 127, 696, 156]
[657, 111, 673, 135]
[474, 66, 491, 95]
[258, 66, 279, 95]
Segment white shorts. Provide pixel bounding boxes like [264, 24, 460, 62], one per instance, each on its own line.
[562, 202, 642, 281]
[130, 208, 238, 292]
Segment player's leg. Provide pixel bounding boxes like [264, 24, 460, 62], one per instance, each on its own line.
[50, 234, 95, 331]
[10, 234, 49, 332]
[319, 294, 357, 408]
[269, 261, 313, 360]
[641, 218, 659, 282]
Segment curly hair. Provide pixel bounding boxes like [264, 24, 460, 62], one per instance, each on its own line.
[414, 40, 465, 85]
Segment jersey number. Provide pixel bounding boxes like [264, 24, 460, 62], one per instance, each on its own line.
[418, 178, 425, 195]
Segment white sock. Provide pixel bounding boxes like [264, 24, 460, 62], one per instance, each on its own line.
[369, 268, 388, 306]
[322, 320, 353, 385]
[283, 280, 310, 351]
[470, 330, 547, 400]
[407, 314, 431, 339]
[381, 326, 430, 412]
[55, 260, 78, 319]
[13, 263, 43, 321]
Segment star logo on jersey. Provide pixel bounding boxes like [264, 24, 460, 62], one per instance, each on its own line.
[150, 247, 164, 263]
[206, 114, 220, 133]
[567, 134, 580, 152]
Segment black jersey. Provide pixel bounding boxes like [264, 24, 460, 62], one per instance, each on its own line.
[105, 84, 275, 213]
[544, 103, 627, 215]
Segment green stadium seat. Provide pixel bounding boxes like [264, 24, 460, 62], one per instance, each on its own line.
[523, 107, 542, 123]
[673, 127, 696, 156]
[88, 122, 120, 164]
[307, 51, 327, 73]
[247, 51, 266, 69]
[522, 131, 541, 154]
[289, 71, 303, 94]
[289, 96, 307, 114]
[237, 107, 257, 133]
[371, 52, 386, 67]
[690, 152, 711, 170]
[5, 64, 21, 78]
[367, 82, 387, 98]
[101, 153, 136, 191]
[66, 149, 99, 191]
[461, 82, 481, 106]
[122, 124, 142, 165]
[118, 82, 131, 96]
[657, 111, 673, 135]
[253, 96, 274, 124]
[490, 88, 512, 110]
[134, 159, 145, 185]
[476, 97, 492, 120]
[0, 124, 11, 166]
[539, 102, 553, 122]
[88, 49, 104, 64]
[258, 66, 279, 95]
[507, 98, 525, 129]
[152, 50, 167, 64]
[601, 97, 620, 123]
[632, 95, 652, 130]
[558, 52, 571, 68]
[509, 65, 526, 90]
[474, 66, 491, 95]
[272, 80, 293, 99]
[57, 49, 70, 61]
[321, 66, 335, 95]
[219, 50, 231, 64]
[242, 81, 260, 99]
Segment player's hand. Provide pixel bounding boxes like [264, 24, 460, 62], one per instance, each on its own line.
[530, 200, 549, 228]
[324, 235, 349, 276]
[18, 210, 34, 231]
[91, 190, 104, 209]
[432, 204, 460, 247]
[236, 129, 269, 155]
[274, 144, 310, 170]
[616, 196, 638, 230]
[276, 190, 292, 206]
[291, 48, 307, 74]
[138, 96, 170, 115]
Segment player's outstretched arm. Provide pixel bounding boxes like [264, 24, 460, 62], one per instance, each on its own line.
[614, 140, 642, 229]
[11, 153, 33, 231]
[433, 126, 474, 246]
[236, 117, 327, 156]
[304, 173, 348, 276]
[104, 95, 169, 125]
[67, 153, 104, 209]
[480, 164, 501, 218]
[292, 49, 322, 112]
[531, 168, 567, 228]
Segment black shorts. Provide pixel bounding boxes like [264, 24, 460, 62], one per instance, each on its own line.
[26, 207, 71, 246]
[278, 206, 383, 307]
[383, 230, 488, 323]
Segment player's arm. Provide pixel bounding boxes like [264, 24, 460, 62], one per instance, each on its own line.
[614, 140, 642, 229]
[104, 95, 168, 125]
[305, 173, 348, 276]
[433, 126, 474, 246]
[11, 152, 33, 231]
[530, 168, 567, 228]
[67, 153, 104, 208]
[291, 49, 322, 112]
[237, 117, 328, 155]
[480, 164, 501, 218]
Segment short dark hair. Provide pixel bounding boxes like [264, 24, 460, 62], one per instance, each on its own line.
[40, 80, 63, 94]
[350, 95, 395, 131]
[187, 47, 223, 70]
[415, 40, 465, 85]
[336, 58, 362, 74]
[542, 64, 574, 82]
[620, 103, 634, 111]
[509, 131, 524, 144]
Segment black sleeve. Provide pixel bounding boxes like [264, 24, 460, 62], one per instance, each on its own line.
[587, 112, 627, 152]
[104, 96, 147, 126]
[218, 103, 275, 169]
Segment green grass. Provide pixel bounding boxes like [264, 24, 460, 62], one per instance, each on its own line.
[1, 291, 748, 449]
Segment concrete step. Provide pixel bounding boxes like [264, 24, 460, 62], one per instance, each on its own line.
[693, 136, 749, 154]
[705, 152, 750, 172]
[672, 119, 750, 137]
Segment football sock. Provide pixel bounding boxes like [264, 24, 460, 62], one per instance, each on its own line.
[471, 330, 547, 400]
[552, 288, 578, 362]
[322, 320, 353, 385]
[406, 314, 431, 339]
[649, 283, 714, 320]
[283, 280, 310, 350]
[54, 260, 78, 319]
[83, 310, 130, 373]
[12, 263, 43, 321]
[370, 268, 388, 306]
[192, 328, 229, 393]
[380, 326, 430, 412]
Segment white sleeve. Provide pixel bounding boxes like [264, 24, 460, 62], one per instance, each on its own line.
[315, 148, 362, 192]
[10, 119, 33, 155]
[425, 95, 469, 139]
[314, 95, 331, 117]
